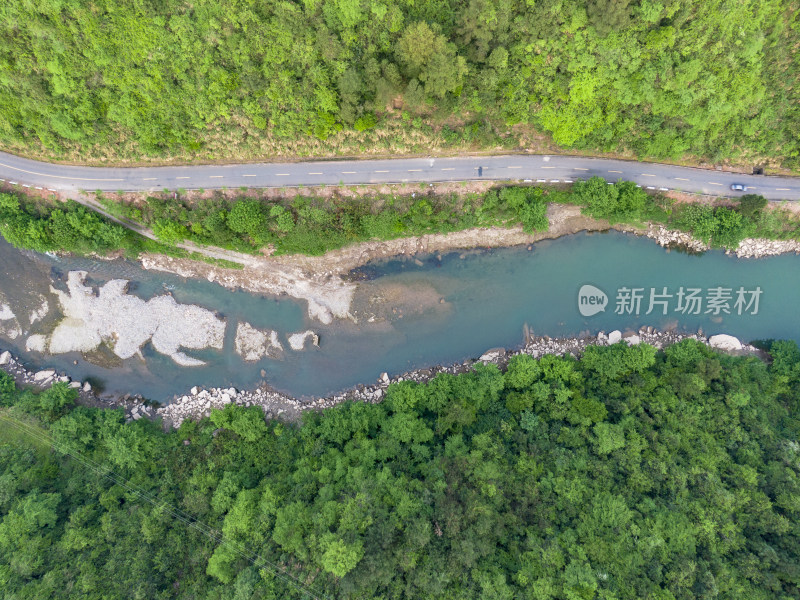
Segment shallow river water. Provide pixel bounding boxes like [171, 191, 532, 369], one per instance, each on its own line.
[0, 232, 798, 401]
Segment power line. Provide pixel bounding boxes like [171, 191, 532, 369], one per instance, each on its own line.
[0, 412, 329, 600]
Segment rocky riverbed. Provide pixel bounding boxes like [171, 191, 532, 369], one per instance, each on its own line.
[1, 327, 764, 429]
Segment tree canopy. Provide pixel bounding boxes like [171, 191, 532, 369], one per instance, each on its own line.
[0, 0, 797, 166]
[1, 339, 799, 598]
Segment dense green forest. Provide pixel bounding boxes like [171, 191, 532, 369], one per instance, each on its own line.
[0, 0, 797, 165]
[1, 339, 799, 598]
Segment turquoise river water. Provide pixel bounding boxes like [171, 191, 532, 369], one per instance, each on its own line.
[0, 232, 797, 401]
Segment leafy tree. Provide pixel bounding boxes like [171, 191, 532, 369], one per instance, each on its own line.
[226, 200, 267, 240]
[396, 22, 467, 99]
[587, 0, 633, 35]
[319, 536, 364, 578]
[152, 219, 188, 244]
[737, 194, 768, 219]
[36, 383, 76, 421]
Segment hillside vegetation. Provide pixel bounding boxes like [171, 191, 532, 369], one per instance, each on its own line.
[0, 0, 798, 165]
[1, 339, 799, 598]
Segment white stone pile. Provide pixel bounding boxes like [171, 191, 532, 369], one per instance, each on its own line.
[155, 385, 305, 428]
[643, 224, 800, 259]
[733, 238, 800, 259]
[0, 349, 93, 394]
[645, 225, 709, 253]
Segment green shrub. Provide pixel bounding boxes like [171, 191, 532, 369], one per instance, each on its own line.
[571, 177, 647, 222]
[152, 219, 188, 244]
[226, 199, 266, 238]
[736, 194, 768, 219]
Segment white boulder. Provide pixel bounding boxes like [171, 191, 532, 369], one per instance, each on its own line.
[479, 348, 506, 362]
[33, 370, 55, 382]
[708, 334, 743, 352]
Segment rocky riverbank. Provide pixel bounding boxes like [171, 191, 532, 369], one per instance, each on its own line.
[0, 349, 100, 403]
[1, 327, 764, 429]
[137, 205, 800, 327]
[639, 223, 800, 258]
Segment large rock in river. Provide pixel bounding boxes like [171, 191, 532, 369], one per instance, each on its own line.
[708, 334, 743, 352]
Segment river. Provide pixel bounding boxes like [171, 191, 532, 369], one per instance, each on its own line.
[0, 232, 795, 401]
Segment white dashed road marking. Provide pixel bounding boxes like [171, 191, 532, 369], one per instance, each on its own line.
[0, 161, 122, 182]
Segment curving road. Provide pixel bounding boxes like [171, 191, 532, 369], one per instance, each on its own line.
[0, 151, 798, 200]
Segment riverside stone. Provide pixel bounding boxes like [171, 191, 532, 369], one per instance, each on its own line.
[33, 370, 55, 381]
[0, 351, 9, 365]
[607, 330, 622, 344]
[708, 334, 743, 351]
[479, 348, 506, 362]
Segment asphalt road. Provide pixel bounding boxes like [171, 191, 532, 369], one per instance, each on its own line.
[0, 151, 798, 200]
